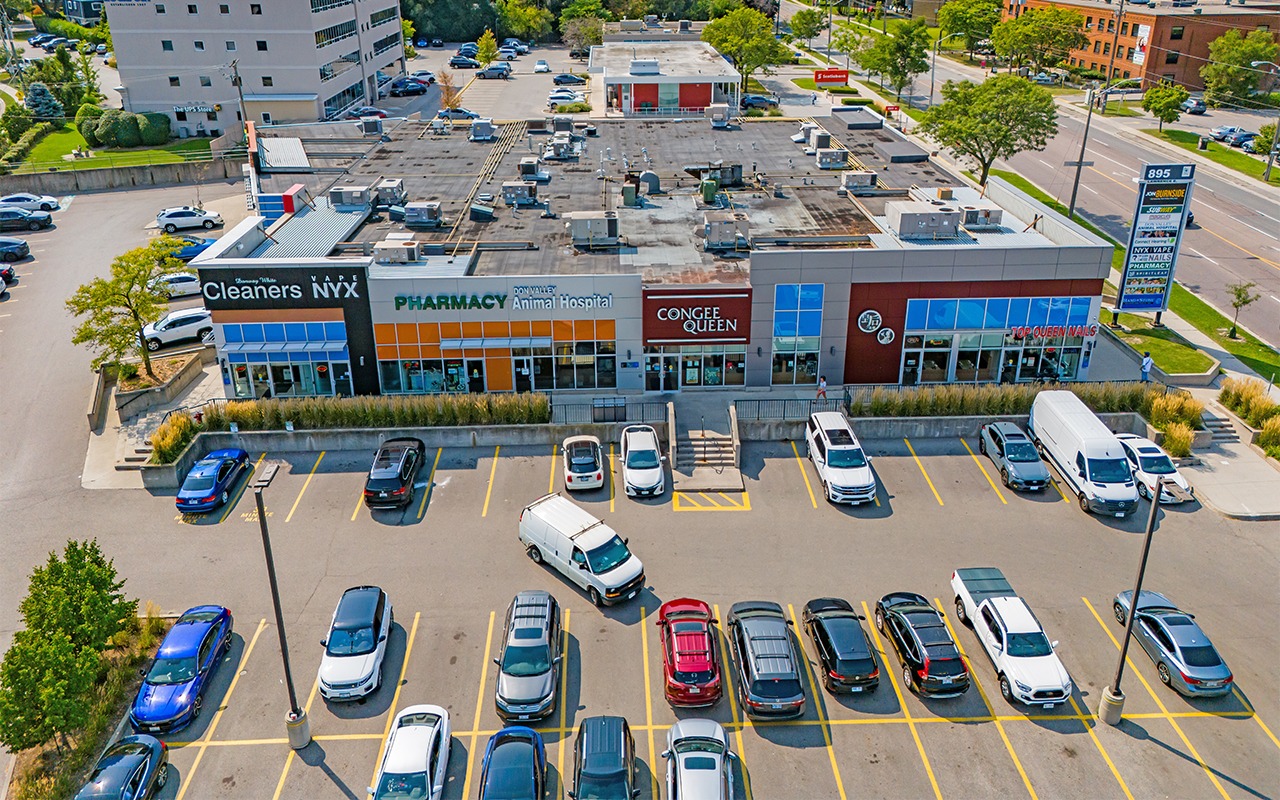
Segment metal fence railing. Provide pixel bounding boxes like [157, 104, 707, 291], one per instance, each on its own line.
[11, 148, 243, 175]
[551, 398, 668, 426]
[733, 398, 843, 421]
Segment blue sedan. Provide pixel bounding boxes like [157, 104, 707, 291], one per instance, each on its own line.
[75, 734, 169, 799]
[130, 606, 234, 734]
[479, 727, 545, 800]
[176, 448, 250, 512]
[167, 234, 216, 260]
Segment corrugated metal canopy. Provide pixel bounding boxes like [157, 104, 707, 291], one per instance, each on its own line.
[251, 199, 369, 259]
[258, 138, 311, 171]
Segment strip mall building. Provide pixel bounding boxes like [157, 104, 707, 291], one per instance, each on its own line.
[196, 106, 1111, 400]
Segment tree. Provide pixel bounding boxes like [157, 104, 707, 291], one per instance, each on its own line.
[65, 239, 185, 381]
[76, 49, 104, 107]
[23, 81, 64, 122]
[0, 103, 34, 140]
[1227, 280, 1260, 339]
[559, 0, 610, 30]
[918, 74, 1057, 184]
[1200, 28, 1278, 108]
[20, 539, 137, 657]
[402, 19, 417, 59]
[701, 7, 791, 92]
[562, 15, 604, 50]
[0, 0, 33, 22]
[991, 7, 1087, 73]
[832, 24, 868, 71]
[497, 0, 553, 41]
[476, 28, 500, 65]
[0, 631, 97, 753]
[857, 17, 929, 99]
[437, 69, 461, 110]
[788, 7, 825, 42]
[1141, 83, 1188, 131]
[400, 0, 497, 44]
[936, 0, 1000, 58]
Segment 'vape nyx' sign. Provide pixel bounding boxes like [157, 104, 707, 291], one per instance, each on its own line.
[198, 266, 368, 311]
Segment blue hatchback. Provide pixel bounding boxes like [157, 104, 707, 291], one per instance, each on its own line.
[176, 448, 250, 512]
[479, 727, 546, 800]
[169, 234, 216, 260]
[130, 606, 234, 734]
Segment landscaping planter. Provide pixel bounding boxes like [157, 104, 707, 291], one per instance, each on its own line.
[114, 353, 206, 421]
[736, 413, 1148, 444]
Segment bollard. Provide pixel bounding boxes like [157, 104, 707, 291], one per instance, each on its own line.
[286, 709, 311, 749]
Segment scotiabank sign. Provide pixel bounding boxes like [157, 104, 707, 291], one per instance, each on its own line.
[643, 287, 752, 344]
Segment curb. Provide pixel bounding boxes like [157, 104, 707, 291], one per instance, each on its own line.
[1187, 489, 1280, 522]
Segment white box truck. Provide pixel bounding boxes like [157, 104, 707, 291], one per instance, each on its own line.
[519, 493, 645, 606]
[1026, 391, 1139, 517]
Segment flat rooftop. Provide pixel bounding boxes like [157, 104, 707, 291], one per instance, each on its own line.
[588, 41, 740, 81]
[1042, 0, 1280, 16]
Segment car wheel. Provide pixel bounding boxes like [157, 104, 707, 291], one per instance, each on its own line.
[220, 490, 229, 506]
[588, 587, 602, 607]
[146, 338, 162, 351]
[903, 666, 914, 693]
[164, 223, 178, 233]
[999, 674, 1013, 704]
[222, 635, 232, 655]
[954, 596, 969, 625]
[822, 481, 832, 502]
[1157, 663, 1173, 687]
[978, 437, 987, 455]
[1113, 602, 1126, 625]
[156, 763, 169, 788]
[27, 220, 40, 230]
[40, 203, 54, 211]
[197, 327, 213, 342]
[2, 252, 16, 262]
[192, 695, 202, 718]
[1000, 468, 1010, 488]
[1078, 492, 1091, 514]
[874, 608, 885, 632]
[526, 545, 543, 564]
[203, 219, 215, 229]
[1137, 481, 1149, 500]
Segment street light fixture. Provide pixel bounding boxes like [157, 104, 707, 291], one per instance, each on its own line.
[1249, 61, 1280, 183]
[928, 32, 966, 110]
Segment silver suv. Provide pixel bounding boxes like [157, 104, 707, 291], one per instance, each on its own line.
[494, 591, 562, 722]
[978, 422, 1050, 491]
[140, 308, 212, 351]
[726, 601, 806, 719]
[156, 206, 223, 233]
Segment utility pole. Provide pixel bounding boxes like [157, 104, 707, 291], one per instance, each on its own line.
[229, 60, 248, 142]
[1251, 61, 1280, 183]
[1067, 84, 1098, 218]
[1098, 0, 1126, 115]
[0, 5, 23, 91]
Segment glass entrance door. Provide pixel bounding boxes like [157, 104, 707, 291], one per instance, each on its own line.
[466, 359, 486, 393]
[333, 362, 353, 396]
[645, 355, 681, 391]
[514, 357, 533, 392]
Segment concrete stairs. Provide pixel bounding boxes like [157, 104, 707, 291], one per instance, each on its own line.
[1203, 412, 1241, 444]
[676, 431, 736, 472]
[117, 447, 153, 471]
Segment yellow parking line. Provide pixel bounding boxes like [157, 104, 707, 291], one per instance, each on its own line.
[1231, 686, 1280, 751]
[933, 599, 1036, 800]
[714, 604, 753, 800]
[1050, 478, 1068, 502]
[1082, 598, 1231, 800]
[417, 447, 442, 520]
[960, 438, 1007, 505]
[285, 452, 324, 523]
[1067, 693, 1134, 800]
[461, 611, 497, 800]
[673, 491, 752, 512]
[221, 452, 265, 523]
[790, 440, 818, 508]
[370, 612, 421, 789]
[481, 446, 500, 517]
[640, 605, 659, 800]
[904, 439, 943, 506]
[176, 618, 267, 800]
[351, 487, 365, 521]
[789, 605, 847, 800]
[556, 609, 571, 786]
[863, 601, 942, 800]
[609, 444, 616, 514]
[270, 677, 319, 800]
[548, 443, 558, 494]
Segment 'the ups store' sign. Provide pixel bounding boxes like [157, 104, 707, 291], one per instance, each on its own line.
[643, 287, 752, 345]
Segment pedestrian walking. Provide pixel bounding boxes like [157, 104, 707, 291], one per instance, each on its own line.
[812, 92, 818, 105]
[1140, 352, 1153, 383]
[817, 375, 828, 399]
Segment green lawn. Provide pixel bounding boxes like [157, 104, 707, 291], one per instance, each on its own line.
[1143, 128, 1280, 186]
[790, 77, 861, 94]
[1094, 99, 1144, 117]
[1114, 312, 1215, 374]
[16, 128, 213, 173]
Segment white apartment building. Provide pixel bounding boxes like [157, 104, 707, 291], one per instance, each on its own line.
[105, 0, 405, 135]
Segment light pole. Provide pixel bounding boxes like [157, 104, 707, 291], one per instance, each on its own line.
[252, 467, 312, 749]
[1098, 477, 1164, 725]
[1250, 61, 1280, 183]
[1097, 0, 1127, 115]
[929, 32, 965, 110]
[1067, 83, 1100, 219]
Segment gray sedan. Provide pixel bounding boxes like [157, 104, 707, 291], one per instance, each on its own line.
[978, 422, 1051, 491]
[1113, 590, 1233, 698]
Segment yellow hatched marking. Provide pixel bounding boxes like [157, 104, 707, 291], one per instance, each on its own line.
[673, 491, 751, 511]
[370, 612, 422, 789]
[1051, 478, 1068, 502]
[714, 604, 753, 800]
[960, 438, 1007, 505]
[481, 446, 500, 517]
[1067, 693, 1135, 800]
[548, 444, 558, 494]
[417, 447, 442, 520]
[461, 612, 497, 800]
[1231, 686, 1280, 752]
[221, 452, 265, 523]
[790, 440, 818, 508]
[788, 604, 847, 800]
[904, 439, 943, 506]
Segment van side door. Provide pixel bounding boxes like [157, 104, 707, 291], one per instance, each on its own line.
[568, 546, 592, 591]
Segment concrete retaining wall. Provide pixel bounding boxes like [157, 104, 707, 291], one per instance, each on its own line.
[0, 158, 245, 195]
[1099, 326, 1221, 387]
[738, 413, 1148, 442]
[86, 368, 113, 431]
[115, 352, 208, 421]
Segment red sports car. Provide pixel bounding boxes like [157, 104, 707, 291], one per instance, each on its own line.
[657, 598, 722, 707]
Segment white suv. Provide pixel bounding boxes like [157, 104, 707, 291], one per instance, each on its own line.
[621, 425, 666, 497]
[156, 206, 223, 233]
[140, 308, 212, 351]
[805, 412, 877, 504]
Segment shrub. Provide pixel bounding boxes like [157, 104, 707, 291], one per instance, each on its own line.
[23, 81, 64, 122]
[1, 103, 34, 140]
[1149, 392, 1204, 431]
[551, 102, 591, 113]
[744, 108, 765, 117]
[0, 122, 54, 167]
[137, 112, 171, 146]
[766, 108, 783, 116]
[1220, 377, 1278, 428]
[1257, 417, 1280, 459]
[149, 411, 201, 464]
[74, 103, 105, 126]
[79, 116, 101, 147]
[32, 16, 108, 45]
[94, 109, 143, 148]
[1161, 422, 1195, 459]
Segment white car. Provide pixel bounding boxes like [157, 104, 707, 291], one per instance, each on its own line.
[140, 307, 212, 351]
[152, 272, 201, 299]
[410, 70, 436, 84]
[548, 89, 585, 102]
[621, 425, 665, 497]
[369, 705, 451, 800]
[562, 434, 605, 491]
[318, 585, 393, 702]
[156, 206, 223, 233]
[805, 412, 877, 504]
[533, 59, 550, 73]
[498, 48, 518, 60]
[1116, 433, 1194, 503]
[663, 719, 737, 800]
[0, 192, 59, 212]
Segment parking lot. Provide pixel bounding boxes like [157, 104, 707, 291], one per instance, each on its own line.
[122, 437, 1279, 799]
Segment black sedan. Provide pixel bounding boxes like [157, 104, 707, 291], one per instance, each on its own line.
[553, 73, 587, 86]
[802, 597, 879, 693]
[431, 38, 444, 47]
[0, 236, 29, 262]
[0, 208, 52, 232]
[449, 55, 481, 69]
[874, 592, 969, 698]
[390, 80, 427, 97]
[75, 735, 169, 799]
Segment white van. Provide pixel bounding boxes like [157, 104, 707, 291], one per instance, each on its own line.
[519, 494, 645, 606]
[1026, 391, 1139, 517]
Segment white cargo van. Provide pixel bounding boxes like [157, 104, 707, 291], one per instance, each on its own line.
[1026, 391, 1139, 517]
[519, 493, 645, 606]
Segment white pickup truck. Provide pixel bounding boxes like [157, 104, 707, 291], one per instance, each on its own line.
[951, 567, 1073, 708]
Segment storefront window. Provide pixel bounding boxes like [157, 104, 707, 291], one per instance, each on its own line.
[772, 284, 823, 385]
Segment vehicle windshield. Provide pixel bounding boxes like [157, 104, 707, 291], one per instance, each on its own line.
[373, 772, 429, 799]
[751, 678, 803, 699]
[575, 772, 629, 799]
[1086, 458, 1131, 483]
[586, 535, 632, 574]
[626, 447, 661, 470]
[675, 737, 725, 755]
[146, 656, 198, 684]
[182, 474, 216, 492]
[1139, 454, 1176, 475]
[826, 448, 867, 469]
[1005, 632, 1054, 658]
[501, 644, 552, 677]
[1005, 442, 1040, 463]
[327, 627, 376, 656]
[1180, 645, 1223, 668]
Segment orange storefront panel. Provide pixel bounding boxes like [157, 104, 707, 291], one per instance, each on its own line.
[596, 319, 616, 340]
[396, 323, 419, 345]
[462, 321, 483, 339]
[553, 320, 575, 341]
[420, 344, 442, 358]
[511, 320, 531, 337]
[418, 323, 440, 344]
[574, 320, 596, 340]
[486, 358, 514, 391]
[483, 321, 510, 338]
[440, 322, 462, 339]
[377, 345, 398, 360]
[398, 345, 420, 359]
[532, 320, 552, 337]
[374, 324, 396, 345]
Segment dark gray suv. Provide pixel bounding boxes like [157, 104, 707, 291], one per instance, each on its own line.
[726, 601, 806, 719]
[572, 715, 638, 799]
[495, 591, 562, 721]
[362, 437, 426, 509]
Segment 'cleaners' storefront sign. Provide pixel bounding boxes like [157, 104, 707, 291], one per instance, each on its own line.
[643, 287, 752, 344]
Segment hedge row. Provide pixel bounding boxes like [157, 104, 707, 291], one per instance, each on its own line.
[78, 109, 171, 148]
[32, 16, 108, 45]
[0, 122, 55, 170]
[1219, 377, 1280, 428]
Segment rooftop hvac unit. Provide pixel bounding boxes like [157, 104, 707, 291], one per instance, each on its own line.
[841, 170, 877, 191]
[373, 240, 420, 264]
[404, 201, 443, 228]
[501, 181, 540, 206]
[792, 122, 818, 143]
[809, 129, 831, 150]
[566, 210, 619, 247]
[703, 211, 750, 251]
[815, 149, 848, 170]
[552, 116, 574, 133]
[470, 119, 496, 142]
[375, 178, 406, 207]
[961, 205, 1004, 228]
[329, 185, 371, 207]
[359, 117, 383, 135]
[678, 18, 691, 30]
[630, 59, 661, 75]
[708, 103, 731, 129]
[518, 156, 550, 181]
[885, 201, 961, 240]
[620, 18, 644, 30]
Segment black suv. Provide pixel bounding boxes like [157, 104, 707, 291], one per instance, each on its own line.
[740, 94, 778, 110]
[874, 592, 969, 698]
[495, 590, 562, 721]
[571, 715, 638, 799]
[802, 597, 880, 694]
[362, 437, 426, 508]
[726, 601, 806, 719]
